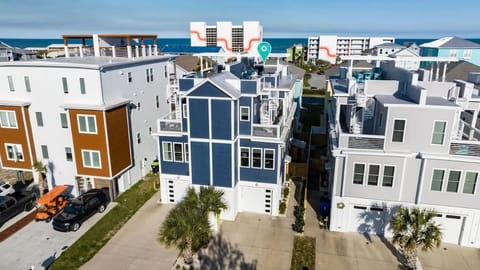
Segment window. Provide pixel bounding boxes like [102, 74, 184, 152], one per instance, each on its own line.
[149, 127, 152, 135]
[240, 147, 250, 167]
[252, 148, 262, 168]
[146, 68, 153, 82]
[65, 147, 73, 161]
[183, 104, 188, 118]
[8, 75, 14, 91]
[382, 166, 395, 187]
[155, 96, 160, 109]
[41, 145, 49, 159]
[446, 170, 461, 192]
[60, 113, 68, 128]
[264, 149, 275, 169]
[367, 164, 380, 186]
[150, 68, 153, 82]
[164, 66, 168, 78]
[463, 172, 478, 194]
[184, 143, 189, 162]
[5, 144, 23, 161]
[128, 72, 132, 83]
[449, 49, 457, 58]
[240, 107, 250, 121]
[0, 111, 17, 128]
[79, 78, 86, 94]
[82, 150, 101, 168]
[392, 119, 406, 142]
[35, 112, 44, 127]
[463, 49, 472, 59]
[162, 142, 172, 161]
[353, 163, 365, 184]
[24, 76, 31, 92]
[430, 169, 445, 191]
[174, 143, 183, 162]
[137, 132, 141, 144]
[431, 121, 446, 145]
[137, 102, 141, 112]
[78, 115, 97, 133]
[62, 77, 68, 93]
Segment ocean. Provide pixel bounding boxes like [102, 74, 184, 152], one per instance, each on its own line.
[2, 38, 480, 53]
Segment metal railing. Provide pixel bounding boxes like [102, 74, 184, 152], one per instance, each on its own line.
[252, 124, 280, 138]
[157, 112, 181, 133]
[450, 141, 480, 157]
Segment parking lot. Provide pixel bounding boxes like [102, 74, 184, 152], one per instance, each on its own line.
[0, 203, 115, 270]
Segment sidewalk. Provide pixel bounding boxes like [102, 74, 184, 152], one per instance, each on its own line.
[81, 192, 178, 270]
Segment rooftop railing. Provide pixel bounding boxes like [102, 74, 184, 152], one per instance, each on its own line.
[450, 140, 480, 157]
[252, 124, 280, 139]
[157, 112, 181, 133]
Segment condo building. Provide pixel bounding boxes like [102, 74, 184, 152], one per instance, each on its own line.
[307, 35, 395, 63]
[326, 60, 480, 247]
[0, 34, 175, 199]
[190, 21, 263, 54]
[154, 58, 303, 220]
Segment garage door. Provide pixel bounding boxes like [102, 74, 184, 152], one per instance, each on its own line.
[348, 205, 388, 235]
[240, 186, 272, 214]
[435, 214, 464, 244]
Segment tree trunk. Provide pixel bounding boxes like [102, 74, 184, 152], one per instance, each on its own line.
[183, 237, 194, 265]
[405, 251, 418, 270]
[38, 173, 45, 197]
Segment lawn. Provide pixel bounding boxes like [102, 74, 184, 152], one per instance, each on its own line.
[291, 235, 316, 270]
[49, 174, 158, 270]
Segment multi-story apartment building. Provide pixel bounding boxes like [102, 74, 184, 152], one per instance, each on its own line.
[154, 58, 303, 220]
[0, 34, 175, 199]
[190, 21, 263, 54]
[307, 35, 395, 63]
[326, 60, 480, 247]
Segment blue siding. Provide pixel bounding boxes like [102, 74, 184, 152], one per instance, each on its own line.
[234, 141, 239, 185]
[179, 78, 194, 91]
[191, 142, 210, 185]
[241, 80, 257, 94]
[239, 96, 251, 135]
[159, 136, 189, 176]
[189, 98, 209, 138]
[181, 100, 188, 132]
[229, 62, 244, 78]
[212, 143, 232, 187]
[265, 76, 276, 87]
[239, 139, 279, 184]
[211, 100, 232, 140]
[233, 100, 238, 138]
[189, 81, 228, 98]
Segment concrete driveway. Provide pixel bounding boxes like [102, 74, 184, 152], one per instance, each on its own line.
[0, 203, 115, 270]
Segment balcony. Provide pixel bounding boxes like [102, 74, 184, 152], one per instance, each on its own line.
[339, 133, 385, 150]
[252, 124, 280, 138]
[157, 112, 181, 133]
[450, 140, 480, 157]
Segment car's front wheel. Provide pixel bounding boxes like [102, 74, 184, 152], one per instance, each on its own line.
[71, 222, 81, 232]
[98, 204, 106, 213]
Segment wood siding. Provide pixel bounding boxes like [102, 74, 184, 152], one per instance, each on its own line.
[105, 105, 131, 176]
[0, 105, 32, 170]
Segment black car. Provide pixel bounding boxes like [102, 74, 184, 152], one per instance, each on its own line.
[0, 192, 37, 227]
[52, 189, 109, 232]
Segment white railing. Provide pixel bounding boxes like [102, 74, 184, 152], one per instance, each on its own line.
[338, 132, 385, 150]
[252, 124, 280, 138]
[450, 140, 480, 157]
[157, 112, 181, 133]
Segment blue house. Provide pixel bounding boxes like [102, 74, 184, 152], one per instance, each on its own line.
[420, 37, 480, 66]
[154, 58, 302, 220]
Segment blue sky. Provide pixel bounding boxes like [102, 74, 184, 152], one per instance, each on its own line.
[1, 0, 479, 38]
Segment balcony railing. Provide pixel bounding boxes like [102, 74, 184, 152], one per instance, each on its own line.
[450, 140, 480, 157]
[338, 132, 385, 150]
[252, 124, 280, 138]
[157, 112, 181, 133]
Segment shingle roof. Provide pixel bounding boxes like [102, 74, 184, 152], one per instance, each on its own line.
[420, 37, 480, 49]
[374, 42, 404, 48]
[208, 72, 241, 99]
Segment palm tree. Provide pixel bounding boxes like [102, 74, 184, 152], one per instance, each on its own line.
[158, 186, 228, 264]
[390, 207, 442, 270]
[32, 160, 48, 197]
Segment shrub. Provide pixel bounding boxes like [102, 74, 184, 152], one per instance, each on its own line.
[283, 187, 289, 199]
[279, 201, 287, 214]
[293, 205, 306, 233]
[290, 236, 316, 270]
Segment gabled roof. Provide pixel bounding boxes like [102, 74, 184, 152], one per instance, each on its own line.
[390, 47, 419, 57]
[0, 41, 13, 49]
[420, 37, 480, 49]
[374, 42, 404, 48]
[443, 60, 480, 82]
[186, 72, 241, 99]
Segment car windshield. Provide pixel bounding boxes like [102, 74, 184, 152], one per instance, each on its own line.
[63, 202, 82, 214]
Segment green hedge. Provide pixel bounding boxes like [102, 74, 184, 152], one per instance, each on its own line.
[49, 177, 157, 270]
[291, 236, 316, 270]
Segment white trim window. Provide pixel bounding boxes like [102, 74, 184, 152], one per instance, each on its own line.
[463, 49, 472, 59]
[183, 104, 188, 118]
[5, 143, 24, 161]
[79, 78, 86, 94]
[431, 121, 446, 145]
[382, 165, 395, 187]
[240, 106, 250, 121]
[82, 150, 101, 168]
[446, 170, 461, 192]
[184, 143, 189, 162]
[240, 147, 250, 167]
[353, 163, 365, 185]
[264, 149, 275, 170]
[392, 119, 406, 142]
[127, 72, 132, 83]
[146, 68, 153, 82]
[8, 75, 14, 91]
[77, 115, 97, 134]
[35, 112, 44, 127]
[463, 171, 478, 194]
[60, 113, 68, 128]
[251, 148, 262, 168]
[430, 169, 445, 191]
[173, 143, 183, 162]
[41, 145, 49, 159]
[24, 76, 31, 92]
[62, 77, 68, 93]
[449, 49, 457, 58]
[367, 164, 380, 186]
[0, 110, 18, 128]
[162, 142, 172, 161]
[65, 147, 73, 162]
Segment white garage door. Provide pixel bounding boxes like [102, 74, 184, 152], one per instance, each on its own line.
[435, 214, 464, 245]
[348, 205, 389, 235]
[240, 186, 272, 214]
